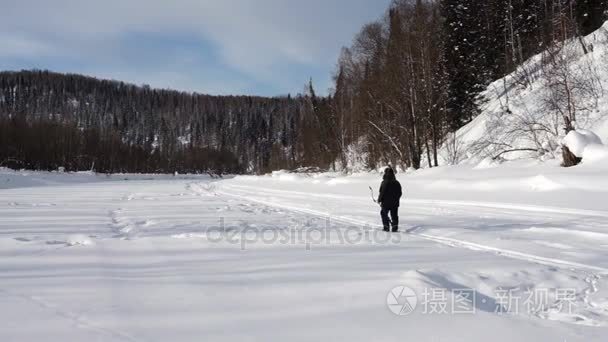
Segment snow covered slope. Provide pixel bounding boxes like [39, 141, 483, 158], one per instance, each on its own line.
[442, 22, 608, 165]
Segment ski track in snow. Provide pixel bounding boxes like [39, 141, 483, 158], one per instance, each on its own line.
[213, 183, 608, 275]
[0, 288, 141, 342]
[209, 180, 608, 328]
[2, 173, 608, 340]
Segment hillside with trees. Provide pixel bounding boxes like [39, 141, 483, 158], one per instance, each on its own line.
[0, 71, 324, 174]
[330, 0, 607, 170]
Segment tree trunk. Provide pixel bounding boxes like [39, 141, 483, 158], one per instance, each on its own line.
[561, 145, 582, 167]
[561, 116, 581, 167]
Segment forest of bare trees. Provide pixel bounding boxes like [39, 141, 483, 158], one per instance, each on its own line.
[0, 0, 606, 174]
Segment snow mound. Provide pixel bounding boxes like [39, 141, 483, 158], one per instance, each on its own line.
[172, 233, 207, 239]
[563, 130, 603, 157]
[582, 144, 608, 165]
[473, 157, 501, 170]
[326, 178, 352, 185]
[66, 234, 94, 246]
[526, 175, 563, 191]
[270, 170, 298, 181]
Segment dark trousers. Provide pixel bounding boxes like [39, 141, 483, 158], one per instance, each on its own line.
[381, 207, 399, 232]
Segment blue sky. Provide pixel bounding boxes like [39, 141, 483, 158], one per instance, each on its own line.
[0, 0, 391, 96]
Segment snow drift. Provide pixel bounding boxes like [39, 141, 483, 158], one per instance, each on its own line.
[563, 129, 604, 157]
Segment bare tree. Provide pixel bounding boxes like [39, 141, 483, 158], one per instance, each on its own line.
[443, 132, 465, 165]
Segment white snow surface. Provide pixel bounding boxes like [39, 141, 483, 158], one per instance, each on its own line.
[563, 129, 604, 157]
[1, 163, 608, 341]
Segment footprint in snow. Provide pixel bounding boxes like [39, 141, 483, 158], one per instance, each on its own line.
[14, 237, 32, 242]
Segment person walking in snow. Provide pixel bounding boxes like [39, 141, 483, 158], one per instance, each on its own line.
[377, 167, 403, 232]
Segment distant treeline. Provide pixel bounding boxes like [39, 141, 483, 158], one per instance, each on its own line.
[0, 117, 242, 174]
[0, 70, 325, 174]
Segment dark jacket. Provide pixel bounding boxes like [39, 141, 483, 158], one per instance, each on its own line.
[378, 169, 402, 209]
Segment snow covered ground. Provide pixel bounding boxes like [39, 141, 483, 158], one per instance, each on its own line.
[1, 165, 608, 341]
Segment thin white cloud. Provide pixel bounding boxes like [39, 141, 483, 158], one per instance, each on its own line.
[91, 69, 251, 95]
[0, 0, 390, 94]
[0, 33, 55, 58]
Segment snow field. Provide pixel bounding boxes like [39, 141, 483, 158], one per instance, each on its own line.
[1, 165, 607, 340]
